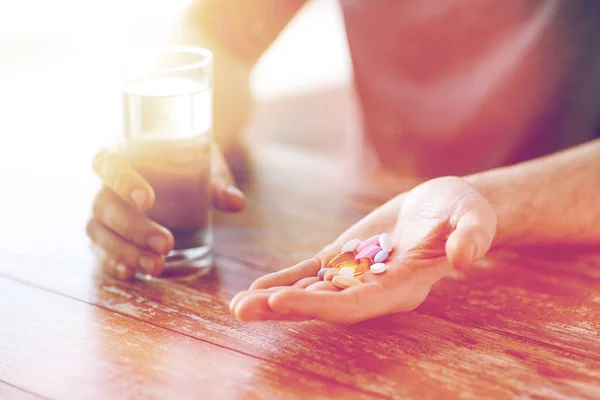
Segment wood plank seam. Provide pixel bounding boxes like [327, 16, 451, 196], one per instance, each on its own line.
[4, 250, 599, 366]
[0, 379, 47, 400]
[0, 276, 392, 400]
[207, 255, 600, 362]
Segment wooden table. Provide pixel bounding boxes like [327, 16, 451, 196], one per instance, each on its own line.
[1, 69, 599, 398]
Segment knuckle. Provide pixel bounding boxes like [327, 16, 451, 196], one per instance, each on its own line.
[102, 203, 130, 235]
[111, 245, 140, 269]
[124, 252, 142, 268]
[115, 170, 134, 192]
[100, 155, 126, 186]
[92, 188, 113, 217]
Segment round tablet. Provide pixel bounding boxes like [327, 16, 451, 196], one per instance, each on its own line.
[370, 263, 387, 274]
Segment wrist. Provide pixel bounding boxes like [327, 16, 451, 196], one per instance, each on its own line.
[464, 167, 527, 248]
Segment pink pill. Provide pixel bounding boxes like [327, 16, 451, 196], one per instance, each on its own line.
[356, 235, 380, 253]
[355, 245, 381, 260]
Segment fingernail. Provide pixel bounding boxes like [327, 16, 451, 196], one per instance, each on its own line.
[226, 186, 244, 199]
[130, 189, 147, 209]
[148, 235, 168, 254]
[139, 256, 155, 274]
[223, 186, 245, 211]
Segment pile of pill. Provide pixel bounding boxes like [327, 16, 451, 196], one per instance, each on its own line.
[317, 233, 393, 290]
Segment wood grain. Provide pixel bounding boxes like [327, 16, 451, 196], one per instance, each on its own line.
[4, 248, 600, 399]
[0, 54, 599, 398]
[0, 382, 41, 400]
[0, 277, 375, 400]
[214, 143, 600, 359]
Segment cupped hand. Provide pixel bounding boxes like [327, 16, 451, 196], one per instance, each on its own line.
[230, 176, 496, 323]
[86, 142, 245, 280]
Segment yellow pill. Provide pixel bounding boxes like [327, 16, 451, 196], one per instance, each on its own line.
[327, 251, 356, 269]
[324, 269, 339, 281]
[331, 275, 362, 289]
[336, 258, 373, 276]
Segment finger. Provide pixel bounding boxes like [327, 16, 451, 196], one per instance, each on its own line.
[211, 143, 246, 212]
[305, 281, 339, 292]
[249, 259, 321, 290]
[86, 219, 164, 276]
[291, 277, 320, 288]
[231, 290, 306, 321]
[92, 187, 174, 255]
[90, 243, 135, 280]
[248, 241, 357, 290]
[233, 291, 277, 321]
[92, 148, 155, 210]
[446, 193, 497, 270]
[229, 287, 280, 313]
[268, 283, 389, 324]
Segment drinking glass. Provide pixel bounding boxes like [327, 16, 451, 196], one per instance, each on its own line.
[121, 45, 213, 280]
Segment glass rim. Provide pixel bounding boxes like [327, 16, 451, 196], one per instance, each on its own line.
[125, 45, 213, 74]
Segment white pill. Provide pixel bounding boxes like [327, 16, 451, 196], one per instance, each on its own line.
[370, 263, 387, 274]
[379, 233, 392, 252]
[341, 238, 361, 253]
[339, 267, 355, 277]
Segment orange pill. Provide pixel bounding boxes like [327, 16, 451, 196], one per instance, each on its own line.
[336, 258, 373, 276]
[324, 269, 339, 281]
[327, 251, 356, 269]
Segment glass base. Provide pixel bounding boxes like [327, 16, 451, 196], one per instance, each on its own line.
[139, 245, 213, 283]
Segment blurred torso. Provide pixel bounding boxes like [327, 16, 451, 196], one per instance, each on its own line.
[340, 0, 600, 176]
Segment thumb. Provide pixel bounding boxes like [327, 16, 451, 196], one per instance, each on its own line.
[445, 192, 497, 270]
[92, 147, 155, 210]
[211, 143, 246, 212]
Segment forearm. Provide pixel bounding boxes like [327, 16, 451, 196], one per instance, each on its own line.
[172, 0, 307, 146]
[466, 138, 600, 247]
[178, 0, 307, 67]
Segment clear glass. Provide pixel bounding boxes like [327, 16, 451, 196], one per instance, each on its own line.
[121, 45, 214, 281]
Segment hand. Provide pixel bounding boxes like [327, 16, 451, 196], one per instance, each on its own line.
[230, 176, 496, 323]
[86, 143, 245, 280]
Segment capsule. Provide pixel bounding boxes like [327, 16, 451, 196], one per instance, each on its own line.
[327, 251, 356, 269]
[335, 257, 373, 276]
[355, 245, 381, 260]
[356, 235, 380, 253]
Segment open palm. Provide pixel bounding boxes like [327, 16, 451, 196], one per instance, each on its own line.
[230, 176, 497, 323]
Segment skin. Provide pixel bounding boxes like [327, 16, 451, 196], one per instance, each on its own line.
[87, 143, 245, 280]
[88, 1, 304, 279]
[231, 138, 600, 323]
[89, 3, 600, 323]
